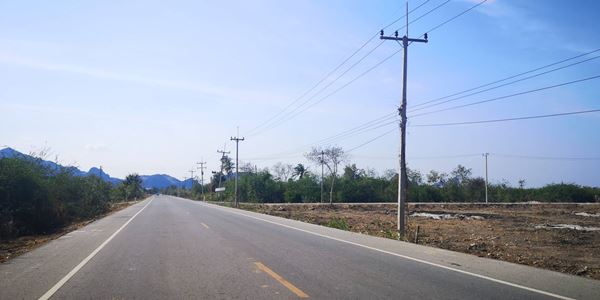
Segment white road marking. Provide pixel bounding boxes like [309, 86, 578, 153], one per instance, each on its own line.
[197, 201, 575, 300]
[38, 198, 154, 300]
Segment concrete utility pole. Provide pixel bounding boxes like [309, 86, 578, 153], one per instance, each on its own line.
[483, 153, 489, 204]
[230, 129, 245, 208]
[320, 150, 325, 203]
[380, 2, 428, 237]
[217, 145, 230, 189]
[197, 160, 206, 201]
[189, 169, 195, 190]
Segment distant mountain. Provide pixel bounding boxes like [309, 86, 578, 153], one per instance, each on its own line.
[0, 147, 23, 159]
[0, 147, 120, 184]
[1, 147, 193, 190]
[87, 167, 122, 185]
[141, 174, 184, 189]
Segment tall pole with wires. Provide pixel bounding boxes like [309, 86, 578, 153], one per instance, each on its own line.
[216, 145, 230, 203]
[483, 153, 489, 204]
[320, 150, 325, 203]
[380, 2, 428, 237]
[189, 169, 195, 187]
[197, 160, 206, 201]
[231, 128, 245, 208]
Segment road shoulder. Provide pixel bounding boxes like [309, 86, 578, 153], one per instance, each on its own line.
[0, 197, 153, 300]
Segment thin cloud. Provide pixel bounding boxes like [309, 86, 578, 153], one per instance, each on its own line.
[0, 53, 225, 96]
[85, 143, 108, 152]
[0, 52, 294, 108]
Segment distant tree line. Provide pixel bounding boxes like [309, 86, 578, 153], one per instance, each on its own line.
[162, 146, 600, 204]
[0, 157, 145, 239]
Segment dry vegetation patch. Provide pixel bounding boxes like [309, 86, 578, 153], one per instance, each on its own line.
[242, 202, 600, 280]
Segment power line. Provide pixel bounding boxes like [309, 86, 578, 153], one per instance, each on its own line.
[245, 0, 433, 136]
[250, 0, 453, 136]
[242, 114, 398, 162]
[315, 116, 398, 147]
[354, 153, 600, 161]
[382, 0, 433, 31]
[245, 37, 378, 137]
[250, 40, 387, 136]
[411, 153, 482, 159]
[423, 0, 488, 35]
[410, 74, 600, 118]
[492, 153, 600, 161]
[346, 127, 396, 153]
[292, 0, 488, 128]
[411, 47, 600, 109]
[411, 108, 600, 127]
[410, 54, 600, 112]
[244, 0, 492, 162]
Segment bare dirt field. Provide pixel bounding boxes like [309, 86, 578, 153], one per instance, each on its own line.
[0, 201, 138, 263]
[241, 202, 600, 280]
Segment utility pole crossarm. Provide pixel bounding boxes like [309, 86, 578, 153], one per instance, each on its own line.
[380, 36, 428, 43]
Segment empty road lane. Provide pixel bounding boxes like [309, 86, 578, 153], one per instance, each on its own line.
[1, 195, 599, 299]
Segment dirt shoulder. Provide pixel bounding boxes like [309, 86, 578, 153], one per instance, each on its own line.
[0, 200, 140, 263]
[238, 202, 600, 280]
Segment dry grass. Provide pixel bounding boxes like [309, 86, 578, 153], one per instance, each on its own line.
[242, 203, 600, 280]
[0, 201, 139, 263]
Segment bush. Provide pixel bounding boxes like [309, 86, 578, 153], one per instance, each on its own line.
[0, 157, 120, 239]
[326, 218, 349, 230]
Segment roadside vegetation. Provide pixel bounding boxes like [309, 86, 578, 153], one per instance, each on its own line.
[164, 147, 599, 204]
[0, 156, 144, 240]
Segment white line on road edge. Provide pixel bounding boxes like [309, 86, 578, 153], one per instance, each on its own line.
[197, 201, 575, 300]
[38, 198, 154, 300]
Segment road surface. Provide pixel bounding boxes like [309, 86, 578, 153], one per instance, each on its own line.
[1, 195, 599, 299]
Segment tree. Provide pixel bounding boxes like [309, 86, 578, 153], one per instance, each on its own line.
[451, 165, 472, 184]
[382, 169, 397, 181]
[285, 173, 319, 203]
[426, 170, 447, 187]
[123, 173, 143, 200]
[221, 155, 234, 176]
[407, 168, 423, 186]
[239, 162, 255, 174]
[305, 146, 348, 204]
[343, 164, 364, 180]
[272, 162, 293, 182]
[292, 164, 308, 180]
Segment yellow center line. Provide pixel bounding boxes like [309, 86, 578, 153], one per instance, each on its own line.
[201, 222, 210, 229]
[254, 262, 309, 298]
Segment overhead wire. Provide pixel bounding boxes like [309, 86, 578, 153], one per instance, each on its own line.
[409, 74, 600, 118]
[250, 0, 453, 136]
[246, 0, 433, 136]
[491, 153, 600, 161]
[411, 108, 600, 127]
[410, 54, 600, 113]
[246, 0, 495, 159]
[411, 47, 600, 109]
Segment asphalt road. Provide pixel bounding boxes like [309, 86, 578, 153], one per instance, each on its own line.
[1, 195, 599, 299]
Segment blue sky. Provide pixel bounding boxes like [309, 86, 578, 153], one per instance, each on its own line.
[1, 0, 599, 187]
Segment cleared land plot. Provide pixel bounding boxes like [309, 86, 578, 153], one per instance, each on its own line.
[240, 202, 600, 280]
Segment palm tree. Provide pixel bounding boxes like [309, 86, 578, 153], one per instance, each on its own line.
[292, 164, 308, 179]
